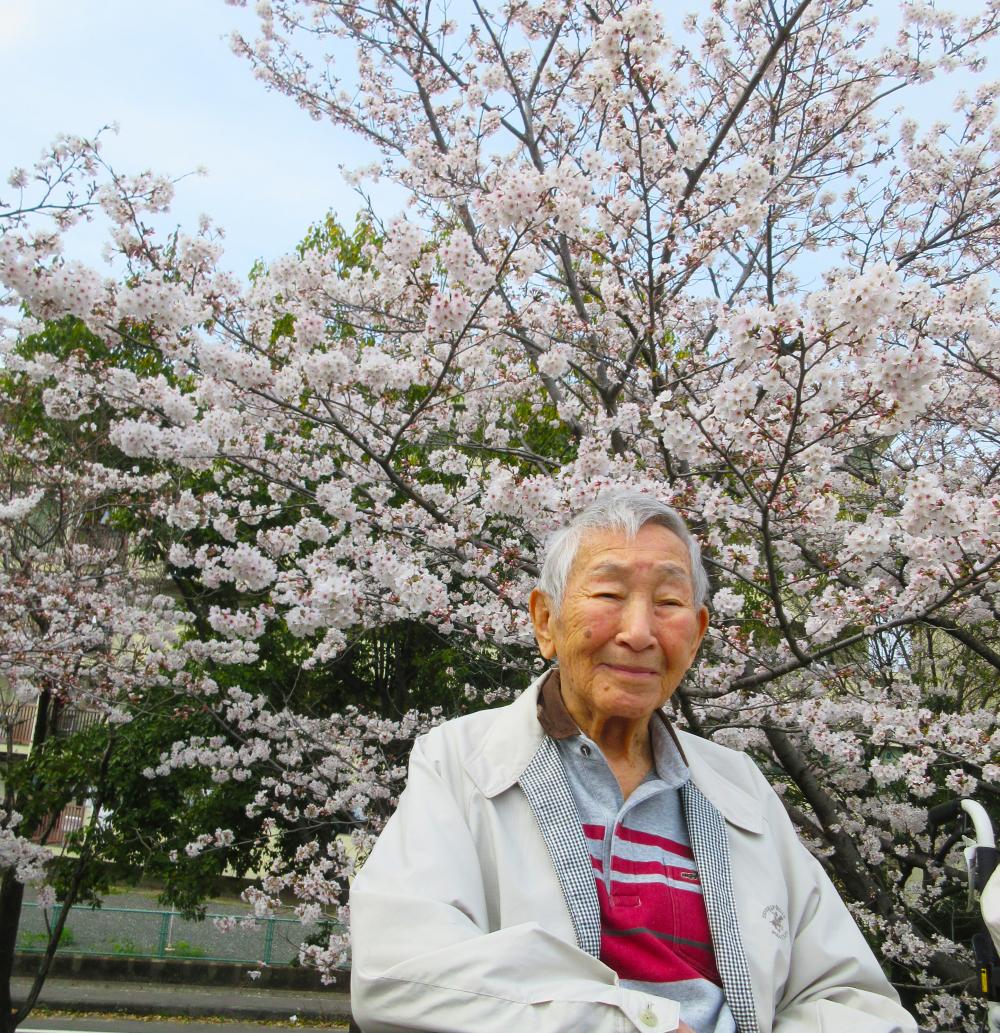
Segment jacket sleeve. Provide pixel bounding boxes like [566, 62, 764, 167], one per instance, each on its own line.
[753, 761, 919, 1033]
[349, 734, 681, 1033]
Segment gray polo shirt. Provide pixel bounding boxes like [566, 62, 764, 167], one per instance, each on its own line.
[538, 673, 736, 1033]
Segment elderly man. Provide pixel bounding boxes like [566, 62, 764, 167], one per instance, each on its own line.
[350, 491, 918, 1033]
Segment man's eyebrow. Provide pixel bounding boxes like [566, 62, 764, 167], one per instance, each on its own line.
[586, 560, 691, 582]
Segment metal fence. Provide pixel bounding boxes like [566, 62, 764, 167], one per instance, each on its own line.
[17, 902, 314, 965]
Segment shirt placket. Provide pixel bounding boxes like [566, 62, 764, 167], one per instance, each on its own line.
[565, 734, 668, 902]
[606, 773, 664, 898]
[572, 737, 620, 894]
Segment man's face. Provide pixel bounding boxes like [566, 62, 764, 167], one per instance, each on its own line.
[530, 523, 709, 726]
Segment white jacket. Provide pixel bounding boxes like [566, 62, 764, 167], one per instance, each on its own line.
[350, 679, 918, 1033]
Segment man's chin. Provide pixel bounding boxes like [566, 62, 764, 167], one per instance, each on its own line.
[595, 683, 667, 719]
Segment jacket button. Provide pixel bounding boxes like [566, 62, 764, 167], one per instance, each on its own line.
[580, 744, 591, 757]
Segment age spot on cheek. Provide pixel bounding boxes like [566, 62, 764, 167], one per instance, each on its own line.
[583, 630, 593, 639]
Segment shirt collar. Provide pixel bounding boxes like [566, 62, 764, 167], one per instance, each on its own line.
[536, 668, 579, 739]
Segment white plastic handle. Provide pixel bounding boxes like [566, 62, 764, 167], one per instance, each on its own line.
[960, 799, 996, 849]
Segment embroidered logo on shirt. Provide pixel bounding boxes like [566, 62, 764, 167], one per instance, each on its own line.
[762, 903, 788, 938]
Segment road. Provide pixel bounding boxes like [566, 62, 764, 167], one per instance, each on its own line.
[11, 974, 353, 1026]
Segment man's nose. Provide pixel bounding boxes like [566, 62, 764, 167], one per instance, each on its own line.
[615, 597, 655, 649]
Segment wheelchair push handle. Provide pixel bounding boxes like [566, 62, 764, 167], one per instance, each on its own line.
[928, 796, 1000, 1030]
[929, 799, 996, 847]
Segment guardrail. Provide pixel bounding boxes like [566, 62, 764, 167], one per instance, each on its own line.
[17, 902, 315, 966]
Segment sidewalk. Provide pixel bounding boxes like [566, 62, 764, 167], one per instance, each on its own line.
[11, 975, 354, 1024]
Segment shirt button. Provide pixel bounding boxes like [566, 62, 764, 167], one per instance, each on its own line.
[580, 744, 591, 757]
[639, 1004, 658, 1026]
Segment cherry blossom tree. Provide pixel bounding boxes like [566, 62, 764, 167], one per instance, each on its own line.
[3, 1, 1000, 1027]
[0, 363, 186, 1031]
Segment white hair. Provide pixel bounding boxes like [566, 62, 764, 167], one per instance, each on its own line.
[537, 489, 709, 615]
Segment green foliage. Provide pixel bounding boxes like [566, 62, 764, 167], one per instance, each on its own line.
[3, 316, 176, 450]
[18, 927, 75, 950]
[297, 212, 379, 271]
[4, 701, 229, 913]
[169, 939, 207, 958]
[513, 396, 576, 468]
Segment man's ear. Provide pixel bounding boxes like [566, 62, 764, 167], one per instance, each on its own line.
[529, 588, 557, 661]
[690, 605, 710, 661]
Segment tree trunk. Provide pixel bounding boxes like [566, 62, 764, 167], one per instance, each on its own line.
[0, 870, 25, 1033]
[0, 676, 54, 1033]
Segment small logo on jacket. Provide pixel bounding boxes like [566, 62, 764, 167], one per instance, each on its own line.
[762, 904, 788, 938]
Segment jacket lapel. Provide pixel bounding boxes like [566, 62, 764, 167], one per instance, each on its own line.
[682, 781, 760, 1033]
[518, 736, 603, 959]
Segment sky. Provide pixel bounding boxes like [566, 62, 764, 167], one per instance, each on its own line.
[3, 1, 996, 283]
[1, 0, 399, 278]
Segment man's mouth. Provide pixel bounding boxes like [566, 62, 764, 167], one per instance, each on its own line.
[602, 662, 659, 676]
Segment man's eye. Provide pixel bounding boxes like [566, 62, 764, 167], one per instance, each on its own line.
[656, 598, 682, 607]
[594, 592, 621, 599]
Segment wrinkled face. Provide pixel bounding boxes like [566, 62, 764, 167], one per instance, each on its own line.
[530, 523, 709, 726]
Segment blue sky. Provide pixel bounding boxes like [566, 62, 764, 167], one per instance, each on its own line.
[2, 0, 397, 277]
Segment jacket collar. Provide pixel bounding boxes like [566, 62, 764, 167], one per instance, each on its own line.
[464, 676, 763, 835]
[463, 674, 547, 799]
[678, 729, 763, 834]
